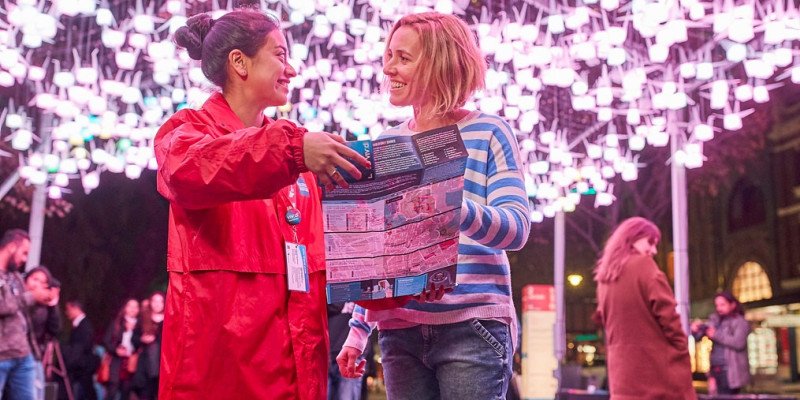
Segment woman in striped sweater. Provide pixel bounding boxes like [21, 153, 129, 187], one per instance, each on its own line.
[337, 12, 530, 400]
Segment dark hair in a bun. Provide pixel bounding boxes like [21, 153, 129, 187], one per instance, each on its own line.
[174, 14, 214, 61]
[173, 10, 280, 88]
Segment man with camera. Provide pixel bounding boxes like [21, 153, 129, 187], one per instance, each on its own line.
[0, 229, 55, 400]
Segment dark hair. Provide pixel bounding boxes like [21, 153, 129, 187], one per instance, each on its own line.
[174, 10, 280, 88]
[111, 298, 140, 342]
[141, 292, 165, 335]
[25, 265, 54, 285]
[66, 300, 84, 312]
[0, 229, 29, 248]
[715, 291, 745, 316]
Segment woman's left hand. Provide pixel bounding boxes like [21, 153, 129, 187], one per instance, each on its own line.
[413, 283, 453, 304]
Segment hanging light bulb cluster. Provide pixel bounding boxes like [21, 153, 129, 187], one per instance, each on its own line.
[0, 0, 797, 220]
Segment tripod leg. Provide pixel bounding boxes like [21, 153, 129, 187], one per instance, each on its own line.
[53, 343, 75, 400]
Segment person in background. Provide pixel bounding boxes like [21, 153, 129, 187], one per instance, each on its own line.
[156, 8, 369, 399]
[592, 217, 696, 400]
[0, 229, 53, 400]
[25, 266, 62, 400]
[692, 291, 751, 395]
[63, 300, 97, 400]
[103, 298, 139, 400]
[338, 12, 530, 400]
[133, 293, 163, 400]
[327, 302, 362, 400]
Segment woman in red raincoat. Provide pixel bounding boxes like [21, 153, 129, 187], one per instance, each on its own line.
[154, 10, 369, 400]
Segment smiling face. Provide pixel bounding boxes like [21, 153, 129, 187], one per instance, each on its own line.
[244, 29, 296, 108]
[632, 236, 658, 257]
[383, 26, 426, 110]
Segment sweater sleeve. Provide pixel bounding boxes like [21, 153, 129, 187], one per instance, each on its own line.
[460, 119, 530, 250]
[342, 305, 376, 353]
[154, 115, 308, 210]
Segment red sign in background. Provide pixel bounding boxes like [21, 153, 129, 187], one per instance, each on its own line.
[522, 284, 555, 312]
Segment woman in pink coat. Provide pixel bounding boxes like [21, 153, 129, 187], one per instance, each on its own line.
[593, 217, 696, 400]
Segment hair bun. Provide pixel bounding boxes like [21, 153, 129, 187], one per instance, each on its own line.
[174, 14, 215, 61]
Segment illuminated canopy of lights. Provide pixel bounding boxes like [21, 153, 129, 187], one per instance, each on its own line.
[0, 0, 798, 222]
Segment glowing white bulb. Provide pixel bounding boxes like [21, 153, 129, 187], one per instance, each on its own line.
[723, 113, 743, 131]
[628, 135, 645, 151]
[693, 124, 713, 141]
[626, 108, 641, 125]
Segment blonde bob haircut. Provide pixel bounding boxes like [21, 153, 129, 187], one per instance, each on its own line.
[384, 12, 486, 119]
[593, 217, 661, 283]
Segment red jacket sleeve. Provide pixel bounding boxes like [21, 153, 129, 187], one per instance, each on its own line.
[155, 115, 308, 210]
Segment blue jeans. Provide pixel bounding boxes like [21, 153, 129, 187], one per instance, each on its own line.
[0, 354, 36, 400]
[379, 319, 511, 400]
[327, 356, 363, 400]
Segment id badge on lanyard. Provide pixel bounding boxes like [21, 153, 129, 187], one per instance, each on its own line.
[280, 182, 310, 292]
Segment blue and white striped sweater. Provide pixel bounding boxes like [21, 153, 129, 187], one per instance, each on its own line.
[343, 111, 530, 352]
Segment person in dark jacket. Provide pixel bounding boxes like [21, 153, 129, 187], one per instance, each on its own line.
[692, 291, 751, 394]
[0, 229, 53, 400]
[63, 300, 97, 400]
[103, 298, 140, 400]
[133, 293, 163, 400]
[24, 265, 62, 400]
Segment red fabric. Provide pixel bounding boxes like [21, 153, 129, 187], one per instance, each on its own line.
[595, 255, 697, 400]
[355, 296, 413, 311]
[159, 270, 328, 400]
[154, 93, 329, 399]
[154, 92, 325, 275]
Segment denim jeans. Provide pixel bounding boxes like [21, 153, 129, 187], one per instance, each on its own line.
[327, 356, 363, 400]
[32, 360, 44, 400]
[379, 319, 511, 400]
[0, 354, 36, 400]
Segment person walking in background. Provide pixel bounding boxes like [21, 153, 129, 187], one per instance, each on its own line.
[133, 293, 163, 400]
[337, 12, 530, 400]
[102, 298, 139, 400]
[155, 8, 370, 399]
[63, 300, 98, 400]
[0, 229, 53, 400]
[692, 291, 751, 395]
[592, 217, 696, 400]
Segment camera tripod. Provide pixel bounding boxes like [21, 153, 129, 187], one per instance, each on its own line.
[42, 341, 74, 400]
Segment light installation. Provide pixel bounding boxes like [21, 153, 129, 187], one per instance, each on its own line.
[0, 0, 798, 222]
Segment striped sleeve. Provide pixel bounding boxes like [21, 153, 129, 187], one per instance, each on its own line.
[342, 305, 376, 352]
[460, 118, 530, 250]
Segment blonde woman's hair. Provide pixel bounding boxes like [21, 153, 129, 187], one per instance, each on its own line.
[594, 217, 661, 283]
[384, 12, 486, 119]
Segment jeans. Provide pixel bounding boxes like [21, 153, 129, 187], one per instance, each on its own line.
[710, 366, 740, 395]
[379, 319, 511, 400]
[0, 354, 36, 400]
[32, 361, 44, 400]
[327, 356, 363, 400]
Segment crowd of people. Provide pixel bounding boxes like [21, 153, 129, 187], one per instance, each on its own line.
[0, 229, 166, 400]
[2, 6, 751, 400]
